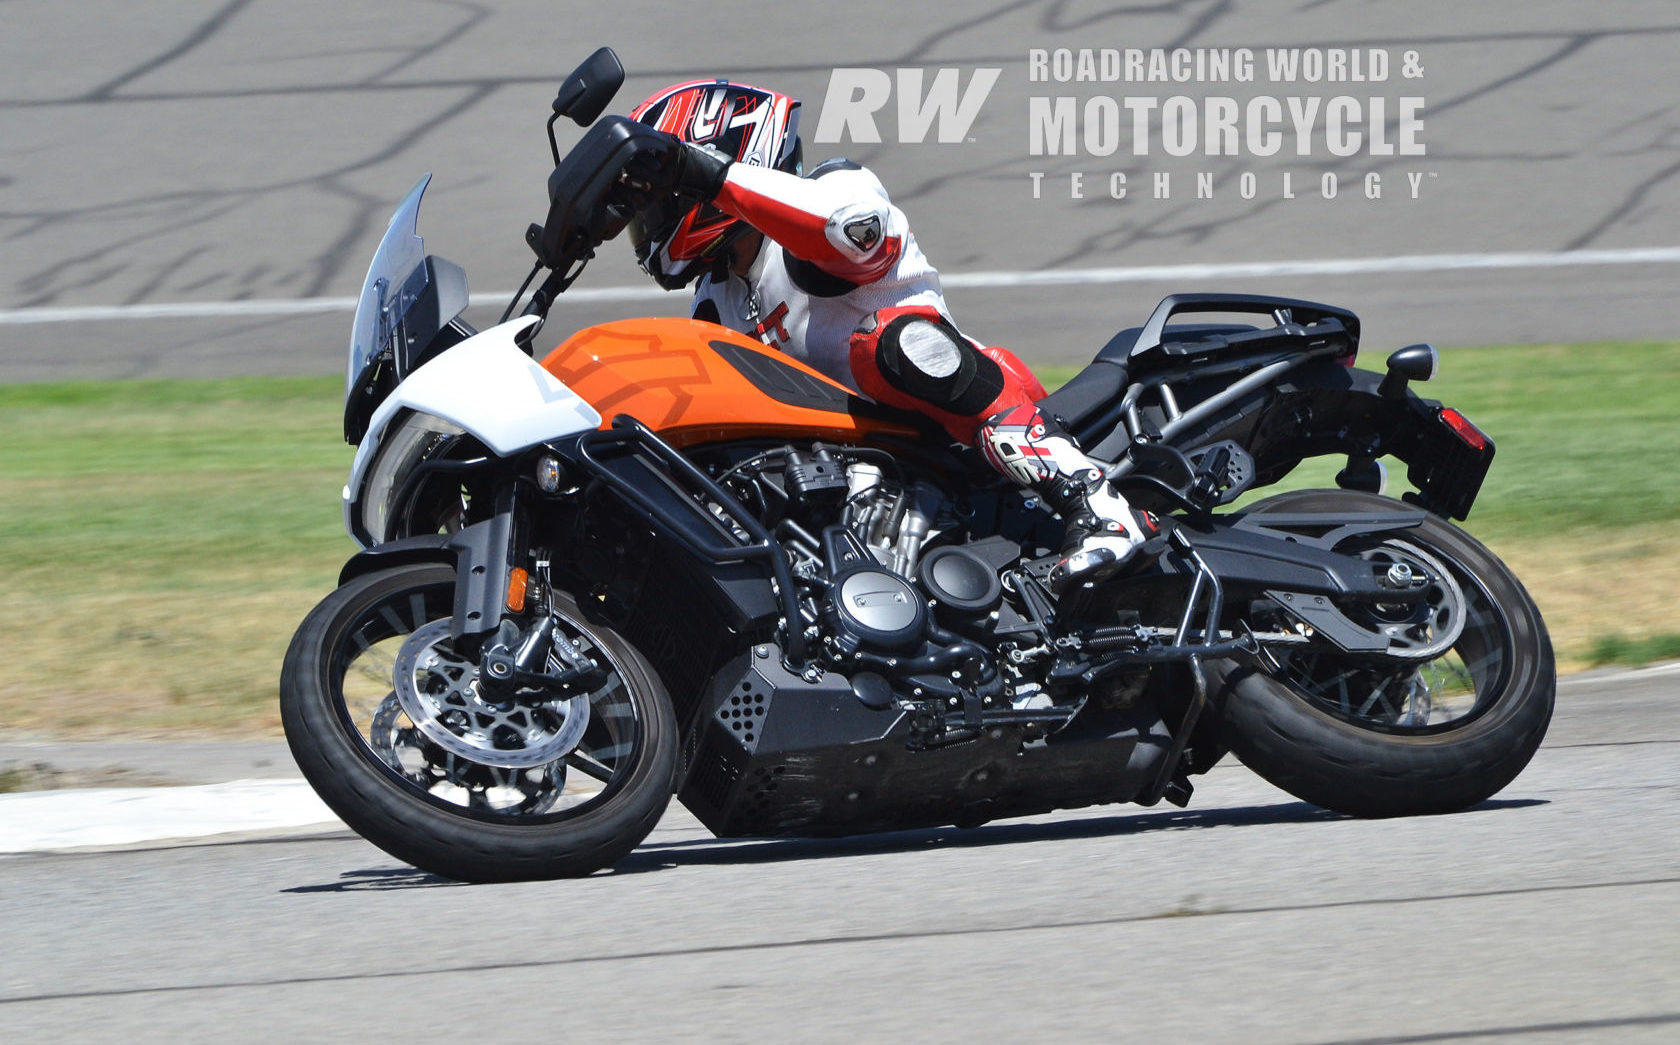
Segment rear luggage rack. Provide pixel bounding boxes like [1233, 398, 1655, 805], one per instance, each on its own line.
[1099, 292, 1361, 368]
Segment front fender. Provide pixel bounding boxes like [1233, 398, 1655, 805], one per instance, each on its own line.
[338, 513, 512, 639]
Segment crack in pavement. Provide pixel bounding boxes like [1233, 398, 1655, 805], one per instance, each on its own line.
[7, 24, 1680, 109]
[1, 875, 1673, 1006]
[1310, 1010, 1680, 1045]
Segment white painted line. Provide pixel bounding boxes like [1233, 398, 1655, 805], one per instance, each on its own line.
[0, 296, 361, 325]
[0, 779, 342, 853]
[2, 246, 1678, 326]
[939, 246, 1680, 288]
[1559, 660, 1680, 688]
[0, 286, 666, 326]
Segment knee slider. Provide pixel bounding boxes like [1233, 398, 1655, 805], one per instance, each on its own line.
[862, 308, 1004, 415]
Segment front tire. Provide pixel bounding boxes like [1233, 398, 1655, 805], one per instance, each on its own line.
[280, 564, 678, 881]
[1211, 490, 1555, 817]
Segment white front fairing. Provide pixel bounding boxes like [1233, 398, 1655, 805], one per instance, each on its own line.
[343, 316, 601, 544]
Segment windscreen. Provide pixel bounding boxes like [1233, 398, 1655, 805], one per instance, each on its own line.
[347, 175, 432, 395]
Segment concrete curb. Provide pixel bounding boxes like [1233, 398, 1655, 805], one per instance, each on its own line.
[2, 664, 1672, 856]
[0, 779, 342, 855]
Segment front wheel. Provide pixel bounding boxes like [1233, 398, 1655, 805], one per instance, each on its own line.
[280, 563, 678, 881]
[1211, 490, 1555, 818]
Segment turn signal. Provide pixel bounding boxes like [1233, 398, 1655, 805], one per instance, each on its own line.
[535, 454, 566, 493]
[506, 567, 529, 613]
[1379, 343, 1439, 397]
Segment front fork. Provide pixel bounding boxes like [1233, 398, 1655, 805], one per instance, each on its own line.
[337, 478, 541, 653]
[446, 509, 516, 641]
[449, 486, 607, 698]
[448, 481, 532, 663]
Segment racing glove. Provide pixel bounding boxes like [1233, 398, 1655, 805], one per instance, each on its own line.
[623, 134, 731, 204]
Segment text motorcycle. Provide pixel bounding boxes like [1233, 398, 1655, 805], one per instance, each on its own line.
[280, 50, 1553, 882]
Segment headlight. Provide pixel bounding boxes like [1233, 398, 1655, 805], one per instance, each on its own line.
[360, 411, 465, 543]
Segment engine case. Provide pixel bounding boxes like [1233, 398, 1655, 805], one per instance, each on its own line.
[679, 645, 1174, 838]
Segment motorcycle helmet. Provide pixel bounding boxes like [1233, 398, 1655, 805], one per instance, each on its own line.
[627, 80, 802, 289]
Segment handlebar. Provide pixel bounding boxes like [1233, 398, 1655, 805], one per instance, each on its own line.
[505, 115, 681, 345]
[526, 115, 678, 273]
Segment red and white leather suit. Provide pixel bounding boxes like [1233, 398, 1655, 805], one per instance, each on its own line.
[686, 154, 1153, 585]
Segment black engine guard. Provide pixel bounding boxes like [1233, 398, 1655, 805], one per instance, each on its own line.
[679, 646, 1173, 838]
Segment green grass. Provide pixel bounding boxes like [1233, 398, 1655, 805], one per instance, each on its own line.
[1381, 341, 1679, 540]
[0, 341, 1676, 736]
[1041, 340, 1680, 543]
[0, 378, 351, 735]
[1587, 633, 1680, 668]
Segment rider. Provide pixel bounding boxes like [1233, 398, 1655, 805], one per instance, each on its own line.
[624, 79, 1157, 591]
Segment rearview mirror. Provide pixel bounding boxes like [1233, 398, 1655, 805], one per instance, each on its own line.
[552, 47, 625, 127]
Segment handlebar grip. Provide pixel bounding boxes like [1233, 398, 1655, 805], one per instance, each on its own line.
[529, 116, 679, 270]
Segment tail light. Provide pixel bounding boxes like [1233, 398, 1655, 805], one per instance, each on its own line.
[1439, 407, 1489, 451]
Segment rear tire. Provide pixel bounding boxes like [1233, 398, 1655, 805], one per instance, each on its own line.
[280, 564, 678, 881]
[1211, 490, 1554, 817]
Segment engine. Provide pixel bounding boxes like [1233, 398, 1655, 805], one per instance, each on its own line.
[662, 441, 1176, 838]
[712, 443, 1061, 718]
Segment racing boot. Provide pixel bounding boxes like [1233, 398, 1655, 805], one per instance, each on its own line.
[1036, 469, 1161, 592]
[976, 405, 1160, 593]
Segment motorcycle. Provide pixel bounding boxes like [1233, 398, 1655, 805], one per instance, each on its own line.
[280, 48, 1554, 882]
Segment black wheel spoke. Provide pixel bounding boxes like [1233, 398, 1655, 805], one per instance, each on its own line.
[282, 548, 679, 879]
[1211, 489, 1553, 820]
[565, 750, 616, 784]
[1259, 531, 1498, 735]
[305, 573, 645, 824]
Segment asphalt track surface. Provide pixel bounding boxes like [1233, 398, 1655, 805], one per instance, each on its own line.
[1, 669, 1676, 1043]
[2, 5, 1677, 1042]
[3, 2, 1680, 381]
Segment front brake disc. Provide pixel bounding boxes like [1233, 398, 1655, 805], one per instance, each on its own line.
[392, 618, 590, 769]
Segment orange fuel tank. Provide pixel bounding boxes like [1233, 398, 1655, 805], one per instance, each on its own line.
[540, 318, 924, 448]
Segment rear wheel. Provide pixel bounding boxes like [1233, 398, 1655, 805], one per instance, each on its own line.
[1211, 490, 1554, 817]
[280, 564, 678, 881]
